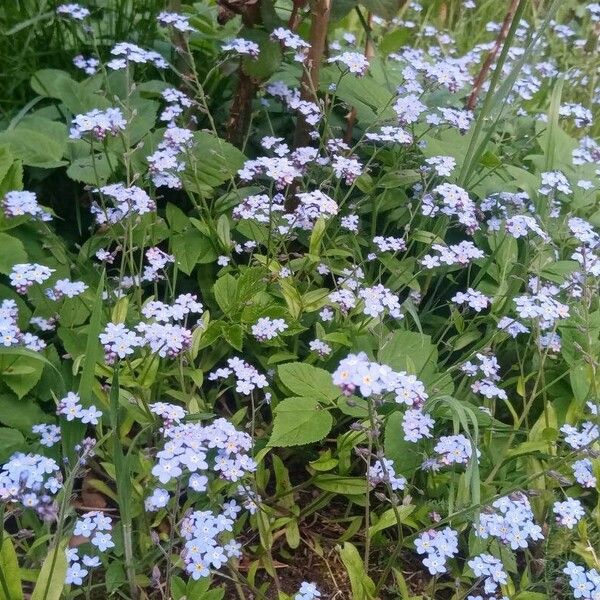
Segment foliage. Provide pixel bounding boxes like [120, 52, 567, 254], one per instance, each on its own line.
[0, 1, 600, 600]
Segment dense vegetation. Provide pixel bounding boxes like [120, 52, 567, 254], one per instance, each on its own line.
[0, 1, 599, 599]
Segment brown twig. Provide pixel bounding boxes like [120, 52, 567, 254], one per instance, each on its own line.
[466, 0, 520, 111]
[293, 0, 331, 148]
[288, 0, 308, 30]
[344, 11, 374, 144]
[223, 0, 263, 147]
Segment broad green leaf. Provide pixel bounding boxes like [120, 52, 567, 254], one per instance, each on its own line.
[268, 397, 333, 447]
[338, 542, 376, 600]
[0, 121, 66, 169]
[0, 428, 25, 461]
[183, 132, 246, 191]
[241, 30, 282, 80]
[0, 537, 23, 600]
[67, 153, 115, 185]
[278, 362, 341, 403]
[171, 229, 214, 275]
[378, 330, 437, 379]
[384, 412, 421, 477]
[368, 505, 415, 536]
[0, 354, 44, 399]
[360, 0, 402, 18]
[0, 234, 27, 274]
[0, 395, 47, 432]
[31, 543, 68, 600]
[213, 273, 238, 315]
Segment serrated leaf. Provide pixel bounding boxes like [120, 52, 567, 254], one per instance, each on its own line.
[384, 412, 421, 477]
[268, 397, 332, 447]
[0, 234, 27, 274]
[277, 362, 340, 403]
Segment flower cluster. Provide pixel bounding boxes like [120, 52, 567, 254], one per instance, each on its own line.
[66, 511, 114, 585]
[222, 38, 260, 58]
[0, 299, 45, 350]
[251, 317, 288, 341]
[432, 434, 478, 467]
[475, 494, 543, 550]
[10, 263, 54, 294]
[0, 453, 61, 519]
[107, 42, 168, 70]
[2, 190, 52, 221]
[147, 126, 194, 188]
[553, 497, 585, 529]
[421, 183, 478, 232]
[147, 410, 255, 491]
[294, 582, 321, 600]
[92, 184, 155, 224]
[56, 3, 89, 20]
[209, 357, 268, 395]
[70, 108, 127, 140]
[32, 424, 61, 447]
[421, 241, 484, 269]
[73, 55, 99, 75]
[467, 553, 507, 596]
[414, 527, 459, 575]
[157, 11, 196, 33]
[368, 456, 406, 491]
[462, 353, 507, 400]
[332, 352, 428, 408]
[56, 392, 103, 425]
[181, 508, 243, 580]
[452, 288, 491, 313]
[563, 562, 600, 600]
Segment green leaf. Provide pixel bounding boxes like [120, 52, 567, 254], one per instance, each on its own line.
[213, 273, 238, 315]
[384, 412, 421, 477]
[2, 117, 67, 168]
[0, 234, 27, 274]
[277, 362, 341, 403]
[313, 475, 367, 495]
[172, 229, 214, 275]
[268, 397, 333, 447]
[0, 395, 47, 432]
[241, 30, 282, 80]
[0, 354, 44, 399]
[338, 542, 376, 600]
[360, 0, 402, 18]
[368, 505, 415, 536]
[67, 153, 115, 185]
[0, 428, 25, 461]
[0, 537, 23, 600]
[183, 132, 246, 191]
[30, 542, 67, 600]
[378, 330, 437, 379]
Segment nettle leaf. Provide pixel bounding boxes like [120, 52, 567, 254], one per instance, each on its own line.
[183, 132, 246, 192]
[268, 397, 333, 447]
[384, 412, 421, 477]
[0, 353, 44, 399]
[67, 153, 116, 185]
[278, 362, 341, 403]
[0, 428, 25, 462]
[378, 330, 437, 379]
[0, 117, 67, 169]
[0, 394, 47, 432]
[0, 233, 27, 274]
